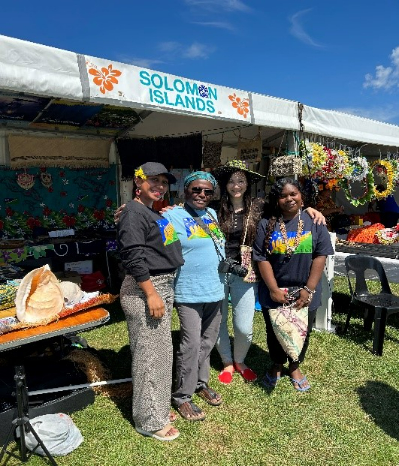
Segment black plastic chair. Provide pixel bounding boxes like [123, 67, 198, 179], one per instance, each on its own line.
[344, 254, 399, 355]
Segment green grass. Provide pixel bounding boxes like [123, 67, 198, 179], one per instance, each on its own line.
[3, 277, 399, 466]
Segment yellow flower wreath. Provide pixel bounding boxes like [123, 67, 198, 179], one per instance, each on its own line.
[371, 160, 395, 200]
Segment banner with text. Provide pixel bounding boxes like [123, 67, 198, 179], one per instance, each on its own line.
[84, 56, 252, 123]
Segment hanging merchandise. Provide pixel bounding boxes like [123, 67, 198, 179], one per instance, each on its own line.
[300, 141, 350, 180]
[347, 156, 369, 182]
[16, 170, 35, 190]
[237, 129, 262, 162]
[339, 168, 375, 207]
[370, 160, 395, 200]
[269, 132, 302, 177]
[202, 138, 222, 169]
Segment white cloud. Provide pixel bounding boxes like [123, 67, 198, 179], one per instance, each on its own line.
[158, 41, 213, 60]
[334, 105, 399, 123]
[289, 9, 323, 48]
[364, 46, 399, 90]
[117, 56, 164, 68]
[192, 21, 235, 31]
[184, 0, 250, 12]
[158, 41, 181, 53]
[183, 42, 212, 59]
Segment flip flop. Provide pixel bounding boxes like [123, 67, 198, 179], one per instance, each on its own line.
[196, 386, 222, 406]
[175, 400, 206, 421]
[136, 424, 180, 441]
[290, 376, 310, 392]
[261, 372, 281, 388]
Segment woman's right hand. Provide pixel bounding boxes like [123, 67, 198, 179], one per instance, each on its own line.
[270, 288, 289, 304]
[147, 292, 166, 319]
[114, 204, 126, 224]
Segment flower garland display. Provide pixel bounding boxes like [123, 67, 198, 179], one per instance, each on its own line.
[323, 148, 351, 179]
[301, 142, 350, 180]
[301, 142, 327, 178]
[371, 160, 395, 200]
[339, 169, 375, 207]
[347, 156, 369, 182]
[346, 223, 385, 243]
[390, 160, 399, 186]
[374, 227, 399, 245]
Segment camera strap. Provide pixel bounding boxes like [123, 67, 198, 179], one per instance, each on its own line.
[183, 203, 224, 262]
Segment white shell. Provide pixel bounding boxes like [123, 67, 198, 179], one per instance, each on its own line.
[15, 265, 64, 323]
[59, 281, 84, 305]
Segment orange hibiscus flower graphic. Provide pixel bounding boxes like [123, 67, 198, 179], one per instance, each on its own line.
[88, 64, 122, 94]
[228, 93, 250, 118]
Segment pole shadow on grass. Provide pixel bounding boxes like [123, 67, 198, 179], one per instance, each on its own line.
[357, 381, 399, 441]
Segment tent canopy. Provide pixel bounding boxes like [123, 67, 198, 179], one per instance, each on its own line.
[1, 33, 399, 155]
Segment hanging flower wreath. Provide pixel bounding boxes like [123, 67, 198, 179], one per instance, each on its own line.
[339, 169, 375, 207]
[370, 160, 395, 200]
[390, 159, 399, 186]
[347, 156, 369, 182]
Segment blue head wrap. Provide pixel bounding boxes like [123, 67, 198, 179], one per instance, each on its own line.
[183, 171, 218, 189]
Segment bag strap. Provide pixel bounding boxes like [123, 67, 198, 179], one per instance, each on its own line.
[183, 203, 224, 261]
[242, 201, 252, 245]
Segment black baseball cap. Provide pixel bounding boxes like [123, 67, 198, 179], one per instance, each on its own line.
[136, 162, 176, 184]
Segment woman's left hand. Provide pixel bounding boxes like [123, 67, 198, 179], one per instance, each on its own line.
[305, 207, 326, 225]
[293, 289, 312, 309]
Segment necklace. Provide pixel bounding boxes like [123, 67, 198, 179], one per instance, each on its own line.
[278, 211, 304, 258]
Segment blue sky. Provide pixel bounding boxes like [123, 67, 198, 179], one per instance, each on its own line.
[1, 0, 399, 125]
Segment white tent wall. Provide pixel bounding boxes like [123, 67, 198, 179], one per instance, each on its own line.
[2, 33, 399, 151]
[302, 105, 399, 148]
[0, 35, 82, 100]
[251, 93, 300, 132]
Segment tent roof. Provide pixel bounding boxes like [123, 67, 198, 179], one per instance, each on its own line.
[1, 33, 399, 155]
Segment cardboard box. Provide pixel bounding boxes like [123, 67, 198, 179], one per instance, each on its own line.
[64, 260, 93, 275]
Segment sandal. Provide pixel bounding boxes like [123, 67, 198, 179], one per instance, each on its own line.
[195, 385, 222, 406]
[175, 400, 206, 421]
[261, 372, 281, 388]
[290, 376, 310, 392]
[136, 424, 180, 441]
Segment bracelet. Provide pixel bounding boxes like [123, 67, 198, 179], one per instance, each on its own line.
[303, 285, 316, 295]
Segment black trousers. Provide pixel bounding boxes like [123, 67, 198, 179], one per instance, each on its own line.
[262, 307, 317, 365]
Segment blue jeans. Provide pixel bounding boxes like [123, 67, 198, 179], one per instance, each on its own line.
[215, 273, 257, 365]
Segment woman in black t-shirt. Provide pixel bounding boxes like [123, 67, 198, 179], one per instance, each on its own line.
[118, 162, 184, 442]
[253, 178, 333, 392]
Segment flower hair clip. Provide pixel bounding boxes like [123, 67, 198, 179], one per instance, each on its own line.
[134, 167, 147, 180]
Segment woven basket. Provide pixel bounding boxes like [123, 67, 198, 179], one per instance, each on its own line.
[269, 156, 302, 177]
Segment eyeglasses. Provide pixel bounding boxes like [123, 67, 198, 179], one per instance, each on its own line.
[190, 187, 214, 196]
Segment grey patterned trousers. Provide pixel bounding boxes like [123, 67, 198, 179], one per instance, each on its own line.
[120, 273, 175, 432]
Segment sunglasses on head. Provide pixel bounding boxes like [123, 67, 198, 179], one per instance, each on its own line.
[190, 187, 214, 196]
